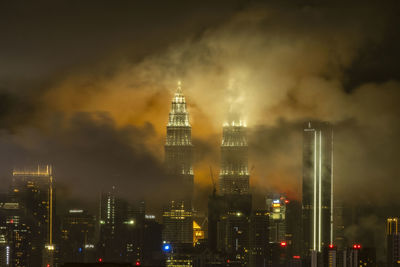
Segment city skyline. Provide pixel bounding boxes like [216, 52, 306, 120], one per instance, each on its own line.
[0, 1, 400, 265]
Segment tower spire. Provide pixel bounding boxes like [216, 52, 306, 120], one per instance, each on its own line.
[177, 80, 182, 94]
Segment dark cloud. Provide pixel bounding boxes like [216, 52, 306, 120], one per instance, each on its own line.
[0, 112, 184, 214]
[0, 0, 399, 249]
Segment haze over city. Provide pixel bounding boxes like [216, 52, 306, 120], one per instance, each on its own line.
[0, 1, 400, 266]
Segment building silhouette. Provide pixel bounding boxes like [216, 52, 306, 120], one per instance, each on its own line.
[98, 187, 145, 263]
[59, 209, 96, 263]
[207, 115, 252, 267]
[387, 217, 400, 267]
[10, 165, 55, 267]
[302, 122, 333, 265]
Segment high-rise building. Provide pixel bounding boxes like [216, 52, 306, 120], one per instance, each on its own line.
[266, 194, 288, 243]
[0, 233, 9, 267]
[165, 82, 194, 209]
[248, 210, 269, 267]
[142, 215, 163, 266]
[219, 117, 249, 195]
[217, 211, 250, 265]
[0, 201, 31, 267]
[163, 82, 194, 252]
[98, 187, 145, 263]
[302, 122, 333, 263]
[162, 201, 193, 245]
[10, 165, 55, 267]
[59, 209, 96, 263]
[207, 115, 252, 267]
[387, 217, 400, 267]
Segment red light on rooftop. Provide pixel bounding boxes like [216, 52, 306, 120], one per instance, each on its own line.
[285, 200, 289, 204]
[293, 255, 301, 259]
[227, 259, 230, 263]
[135, 261, 141, 266]
[353, 244, 361, 249]
[280, 241, 287, 247]
[98, 258, 103, 262]
[10, 219, 14, 224]
[329, 244, 334, 249]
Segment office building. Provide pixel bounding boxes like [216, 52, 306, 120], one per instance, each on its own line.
[0, 201, 31, 267]
[248, 210, 269, 267]
[387, 217, 400, 267]
[10, 165, 55, 267]
[162, 201, 193, 245]
[302, 122, 333, 262]
[98, 187, 145, 263]
[266, 194, 288, 243]
[59, 209, 96, 263]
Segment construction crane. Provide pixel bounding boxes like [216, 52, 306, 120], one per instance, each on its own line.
[209, 166, 216, 196]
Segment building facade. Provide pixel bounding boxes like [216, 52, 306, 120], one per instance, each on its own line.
[302, 122, 333, 262]
[162, 201, 193, 245]
[59, 209, 96, 263]
[10, 165, 55, 267]
[387, 217, 400, 267]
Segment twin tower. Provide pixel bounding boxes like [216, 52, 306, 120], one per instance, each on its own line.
[164, 83, 249, 210]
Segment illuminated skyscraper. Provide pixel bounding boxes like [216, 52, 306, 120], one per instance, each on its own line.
[302, 122, 333, 262]
[208, 115, 252, 266]
[11, 165, 55, 267]
[165, 82, 194, 209]
[162, 201, 193, 245]
[266, 194, 288, 243]
[219, 117, 249, 195]
[387, 217, 400, 267]
[0, 201, 30, 267]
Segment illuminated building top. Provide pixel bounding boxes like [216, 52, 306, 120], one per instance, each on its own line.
[12, 165, 52, 177]
[167, 81, 191, 129]
[387, 217, 399, 235]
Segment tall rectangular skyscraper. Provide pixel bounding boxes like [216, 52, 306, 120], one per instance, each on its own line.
[302, 122, 333, 259]
[11, 165, 55, 267]
[387, 217, 400, 267]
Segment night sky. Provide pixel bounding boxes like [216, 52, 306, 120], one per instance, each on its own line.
[1, 1, 400, 249]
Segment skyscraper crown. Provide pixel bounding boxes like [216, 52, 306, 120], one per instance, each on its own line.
[167, 82, 190, 127]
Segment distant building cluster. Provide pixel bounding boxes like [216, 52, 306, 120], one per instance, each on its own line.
[0, 84, 398, 267]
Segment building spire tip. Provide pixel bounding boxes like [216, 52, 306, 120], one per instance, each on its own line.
[177, 80, 182, 94]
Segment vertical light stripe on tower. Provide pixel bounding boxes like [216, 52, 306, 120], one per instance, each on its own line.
[318, 131, 322, 252]
[313, 130, 317, 251]
[330, 129, 334, 245]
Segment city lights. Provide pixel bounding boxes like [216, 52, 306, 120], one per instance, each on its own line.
[162, 243, 172, 252]
[1, 3, 398, 266]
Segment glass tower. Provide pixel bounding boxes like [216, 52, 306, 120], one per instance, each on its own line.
[302, 122, 333, 257]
